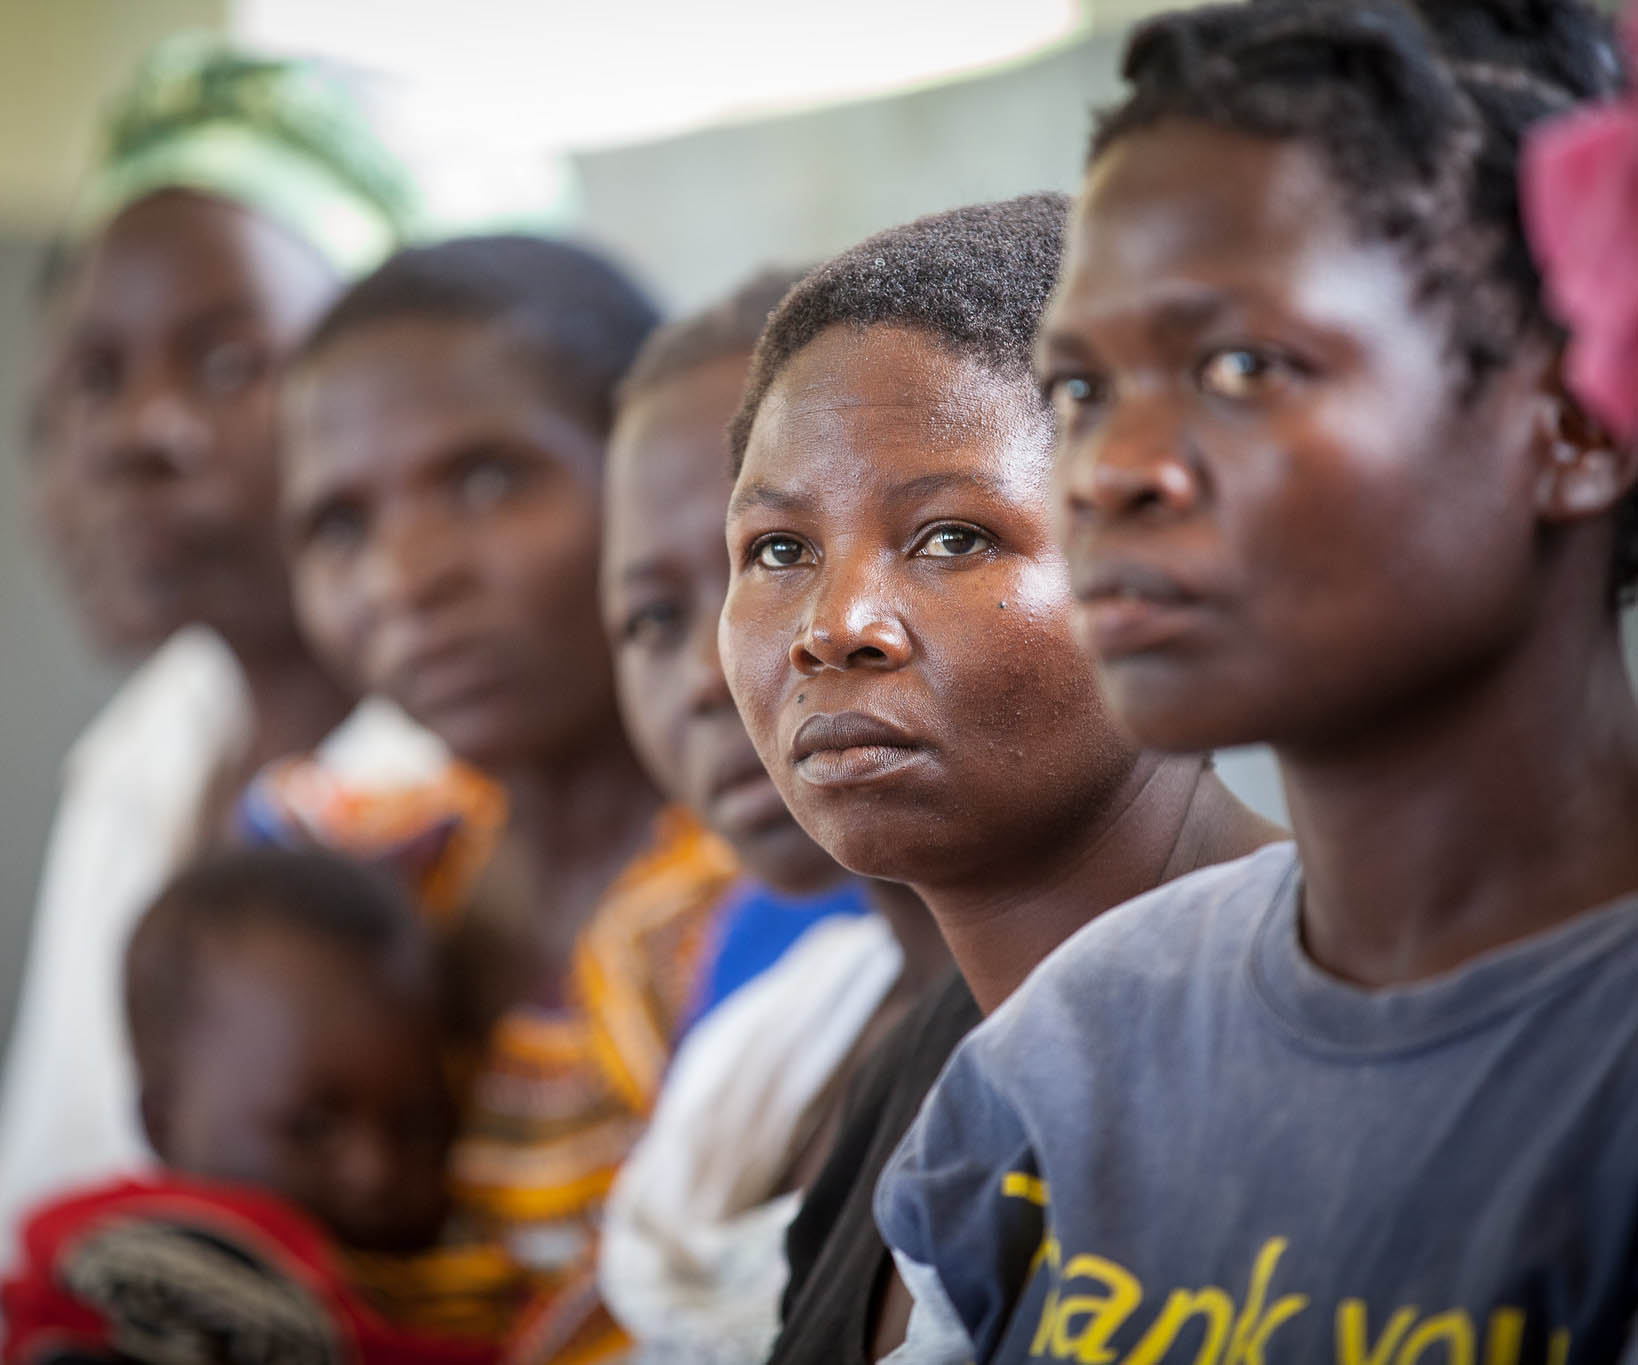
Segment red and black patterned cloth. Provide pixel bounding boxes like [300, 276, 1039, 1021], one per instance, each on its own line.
[2, 1176, 498, 1365]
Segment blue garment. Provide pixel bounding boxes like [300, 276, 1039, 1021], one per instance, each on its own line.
[687, 879, 873, 1030]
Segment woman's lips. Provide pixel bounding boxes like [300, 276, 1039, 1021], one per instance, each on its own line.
[706, 761, 793, 832]
[790, 711, 927, 788]
[387, 639, 511, 717]
[1073, 562, 1210, 660]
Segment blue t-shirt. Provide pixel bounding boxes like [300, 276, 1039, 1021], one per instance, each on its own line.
[877, 843, 1638, 1364]
[688, 878, 872, 1028]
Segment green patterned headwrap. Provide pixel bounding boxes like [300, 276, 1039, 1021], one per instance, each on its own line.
[65, 35, 417, 278]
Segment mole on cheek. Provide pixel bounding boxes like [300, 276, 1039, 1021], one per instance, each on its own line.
[797, 693, 806, 705]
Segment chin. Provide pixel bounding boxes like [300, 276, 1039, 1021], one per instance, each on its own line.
[1100, 670, 1264, 754]
[729, 820, 843, 896]
[412, 703, 546, 775]
[80, 592, 188, 660]
[799, 812, 953, 888]
[427, 722, 524, 774]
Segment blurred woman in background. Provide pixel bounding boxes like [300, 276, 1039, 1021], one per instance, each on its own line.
[0, 38, 414, 1264]
[278, 235, 740, 1361]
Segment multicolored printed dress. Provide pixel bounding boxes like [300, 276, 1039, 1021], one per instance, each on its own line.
[240, 745, 738, 1362]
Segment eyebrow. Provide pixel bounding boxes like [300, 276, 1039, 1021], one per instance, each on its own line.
[727, 481, 805, 517]
[887, 470, 1011, 503]
[1038, 288, 1237, 363]
[618, 557, 681, 587]
[727, 468, 1012, 519]
[1149, 293, 1233, 338]
[177, 300, 262, 337]
[66, 299, 263, 352]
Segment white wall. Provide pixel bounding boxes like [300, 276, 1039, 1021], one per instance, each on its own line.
[0, 240, 120, 1045]
[572, 31, 1121, 311]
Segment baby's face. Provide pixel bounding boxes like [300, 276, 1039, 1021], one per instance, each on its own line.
[160, 924, 454, 1255]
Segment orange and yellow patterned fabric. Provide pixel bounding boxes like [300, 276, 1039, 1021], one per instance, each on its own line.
[238, 750, 508, 922]
[457, 807, 739, 1364]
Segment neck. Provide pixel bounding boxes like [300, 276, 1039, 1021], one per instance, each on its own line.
[500, 718, 666, 979]
[864, 880, 949, 995]
[1282, 609, 1638, 989]
[230, 629, 354, 773]
[921, 753, 1282, 1014]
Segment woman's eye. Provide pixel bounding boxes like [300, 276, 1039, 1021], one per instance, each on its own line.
[623, 600, 684, 645]
[1047, 374, 1106, 420]
[68, 348, 121, 403]
[753, 535, 810, 569]
[397, 1103, 455, 1152]
[281, 1107, 341, 1149]
[917, 525, 991, 559]
[305, 500, 367, 553]
[458, 458, 524, 509]
[195, 340, 267, 397]
[1197, 348, 1287, 401]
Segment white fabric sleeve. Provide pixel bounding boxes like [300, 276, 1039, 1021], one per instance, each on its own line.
[0, 630, 247, 1271]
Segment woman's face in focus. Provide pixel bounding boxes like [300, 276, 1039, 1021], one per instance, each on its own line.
[603, 353, 841, 892]
[720, 323, 1138, 889]
[281, 318, 617, 771]
[1038, 122, 1558, 755]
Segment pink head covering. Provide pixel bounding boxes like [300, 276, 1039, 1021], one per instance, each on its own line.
[1522, 12, 1638, 443]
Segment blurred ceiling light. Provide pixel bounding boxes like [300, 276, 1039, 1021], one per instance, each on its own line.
[233, 0, 1086, 230]
[234, 0, 1085, 149]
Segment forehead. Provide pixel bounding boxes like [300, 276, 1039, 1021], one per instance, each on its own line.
[1056, 122, 1422, 344]
[186, 924, 419, 1051]
[67, 190, 330, 340]
[1086, 123, 1334, 267]
[284, 317, 599, 491]
[606, 354, 748, 542]
[736, 323, 1049, 503]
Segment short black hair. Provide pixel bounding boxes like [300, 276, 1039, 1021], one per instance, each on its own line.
[729, 194, 1071, 472]
[126, 846, 433, 1087]
[617, 265, 807, 408]
[1091, 0, 1637, 600]
[297, 234, 660, 438]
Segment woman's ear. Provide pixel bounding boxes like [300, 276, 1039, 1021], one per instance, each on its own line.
[1533, 358, 1638, 523]
[138, 1080, 174, 1164]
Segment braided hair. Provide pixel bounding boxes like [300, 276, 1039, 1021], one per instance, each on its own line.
[1093, 0, 1637, 600]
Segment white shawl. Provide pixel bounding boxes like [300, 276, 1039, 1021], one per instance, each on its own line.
[600, 912, 903, 1364]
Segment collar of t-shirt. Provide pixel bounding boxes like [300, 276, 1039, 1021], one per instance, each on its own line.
[1249, 855, 1638, 1059]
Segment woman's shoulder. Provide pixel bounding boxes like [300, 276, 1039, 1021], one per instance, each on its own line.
[979, 842, 1301, 1059]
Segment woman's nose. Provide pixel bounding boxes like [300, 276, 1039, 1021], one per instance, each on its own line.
[357, 505, 474, 618]
[1061, 392, 1203, 524]
[87, 369, 211, 483]
[789, 557, 912, 675]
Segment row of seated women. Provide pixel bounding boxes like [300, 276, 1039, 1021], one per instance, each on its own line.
[4, 0, 1638, 1360]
